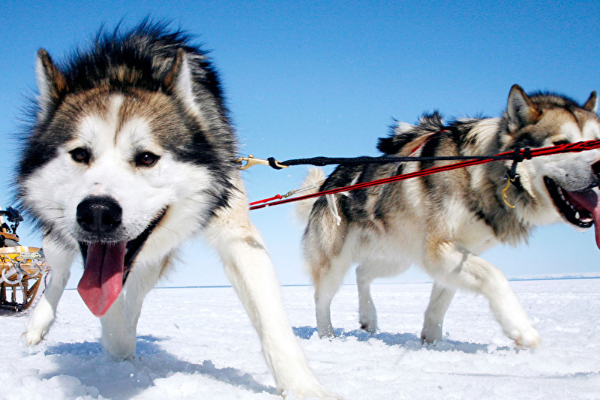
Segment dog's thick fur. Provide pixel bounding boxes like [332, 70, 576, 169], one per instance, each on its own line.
[299, 86, 600, 347]
[17, 21, 335, 398]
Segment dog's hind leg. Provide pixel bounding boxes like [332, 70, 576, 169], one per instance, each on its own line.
[423, 240, 540, 348]
[313, 255, 352, 339]
[24, 236, 76, 346]
[420, 282, 456, 344]
[205, 193, 337, 399]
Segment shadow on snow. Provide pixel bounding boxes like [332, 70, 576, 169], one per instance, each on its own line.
[293, 326, 514, 354]
[41, 335, 277, 399]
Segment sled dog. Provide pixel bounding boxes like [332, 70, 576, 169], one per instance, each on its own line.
[17, 21, 335, 398]
[298, 86, 600, 347]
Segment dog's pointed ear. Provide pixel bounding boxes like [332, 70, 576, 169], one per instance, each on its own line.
[507, 84, 540, 133]
[162, 48, 189, 92]
[583, 91, 598, 113]
[36, 49, 68, 107]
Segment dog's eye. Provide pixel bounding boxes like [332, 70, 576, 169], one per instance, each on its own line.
[552, 140, 570, 146]
[69, 148, 90, 164]
[135, 152, 160, 167]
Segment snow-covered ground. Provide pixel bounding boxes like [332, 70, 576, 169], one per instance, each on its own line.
[2, 279, 600, 400]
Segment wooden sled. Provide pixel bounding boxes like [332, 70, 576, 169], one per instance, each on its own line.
[0, 207, 48, 312]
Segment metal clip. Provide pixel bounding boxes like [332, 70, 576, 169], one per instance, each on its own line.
[282, 189, 298, 198]
[235, 155, 289, 170]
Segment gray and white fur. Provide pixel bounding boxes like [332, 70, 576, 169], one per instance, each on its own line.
[17, 21, 336, 399]
[299, 85, 600, 348]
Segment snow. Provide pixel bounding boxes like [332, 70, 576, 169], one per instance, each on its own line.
[1, 279, 600, 399]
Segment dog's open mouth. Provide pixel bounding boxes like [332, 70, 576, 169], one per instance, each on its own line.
[544, 177, 600, 249]
[77, 208, 167, 317]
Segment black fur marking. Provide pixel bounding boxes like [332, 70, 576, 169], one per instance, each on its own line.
[63, 20, 224, 102]
[377, 132, 417, 155]
[394, 162, 404, 176]
[528, 91, 582, 111]
[418, 130, 444, 169]
[377, 112, 446, 156]
[344, 164, 381, 220]
[509, 132, 546, 150]
[18, 120, 77, 179]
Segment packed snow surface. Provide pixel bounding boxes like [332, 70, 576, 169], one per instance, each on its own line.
[2, 280, 600, 399]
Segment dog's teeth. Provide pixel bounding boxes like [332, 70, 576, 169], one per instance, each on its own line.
[575, 212, 580, 220]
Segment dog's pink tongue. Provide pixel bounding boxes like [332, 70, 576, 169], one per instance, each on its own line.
[77, 243, 127, 317]
[566, 190, 600, 250]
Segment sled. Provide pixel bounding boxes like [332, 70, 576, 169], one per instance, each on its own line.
[0, 207, 48, 312]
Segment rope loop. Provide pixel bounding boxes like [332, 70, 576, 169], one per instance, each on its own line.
[268, 157, 284, 170]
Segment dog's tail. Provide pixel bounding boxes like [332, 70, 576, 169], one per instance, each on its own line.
[295, 167, 326, 224]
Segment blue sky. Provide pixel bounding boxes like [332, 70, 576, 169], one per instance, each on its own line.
[1, 0, 599, 288]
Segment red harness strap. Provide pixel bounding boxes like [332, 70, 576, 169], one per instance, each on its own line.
[249, 194, 283, 206]
[249, 139, 600, 211]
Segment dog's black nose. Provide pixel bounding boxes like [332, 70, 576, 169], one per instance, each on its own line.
[76, 196, 122, 234]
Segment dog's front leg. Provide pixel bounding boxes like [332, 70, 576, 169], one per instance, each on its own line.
[356, 260, 411, 334]
[24, 236, 76, 346]
[423, 240, 540, 348]
[100, 258, 166, 359]
[206, 200, 337, 399]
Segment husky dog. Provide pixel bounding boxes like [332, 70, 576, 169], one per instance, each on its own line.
[17, 22, 335, 398]
[298, 85, 600, 347]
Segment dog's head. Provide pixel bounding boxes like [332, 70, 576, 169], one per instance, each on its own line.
[505, 85, 600, 245]
[18, 28, 236, 317]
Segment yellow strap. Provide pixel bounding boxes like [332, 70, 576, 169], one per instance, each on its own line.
[502, 179, 516, 209]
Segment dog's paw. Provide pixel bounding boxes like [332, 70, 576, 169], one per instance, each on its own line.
[359, 322, 376, 334]
[420, 324, 443, 344]
[506, 325, 541, 349]
[276, 366, 340, 399]
[358, 302, 377, 334]
[359, 317, 377, 334]
[317, 328, 336, 340]
[22, 322, 49, 346]
[22, 299, 55, 346]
